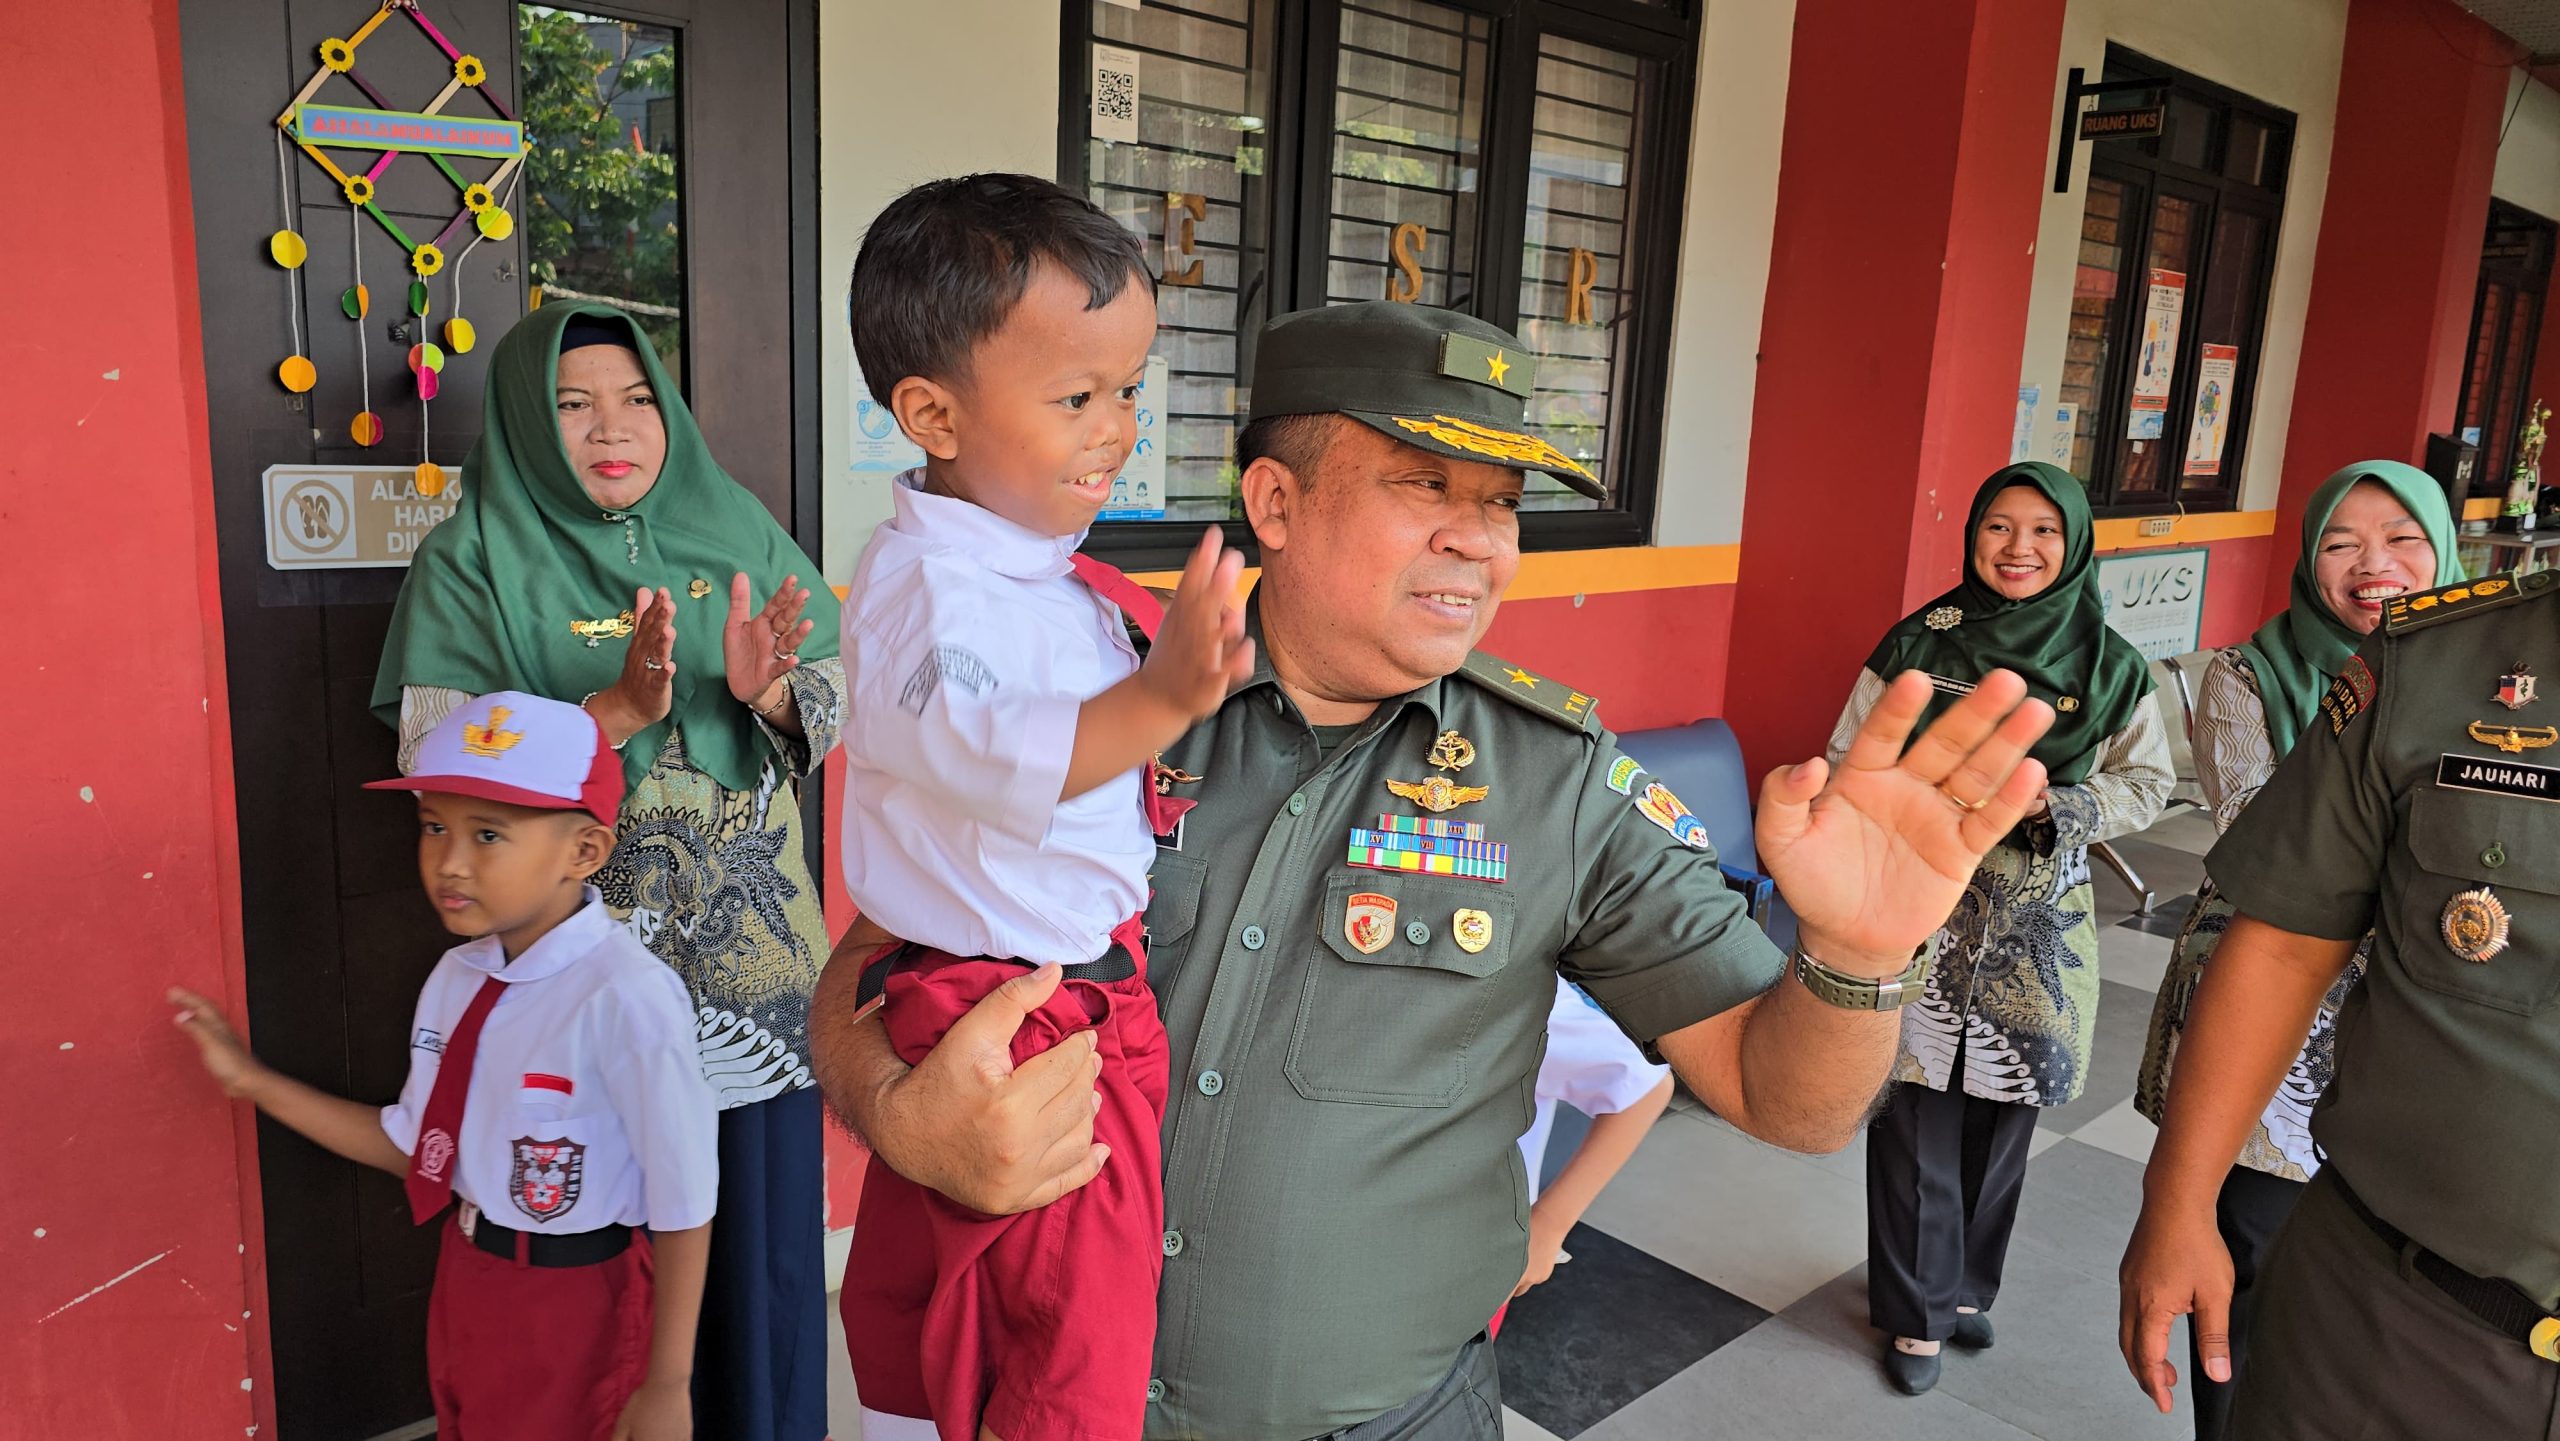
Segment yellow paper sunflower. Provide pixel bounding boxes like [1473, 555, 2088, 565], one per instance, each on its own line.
[342, 174, 376, 206]
[319, 37, 354, 72]
[411, 244, 446, 277]
[455, 55, 488, 86]
[462, 182, 495, 214]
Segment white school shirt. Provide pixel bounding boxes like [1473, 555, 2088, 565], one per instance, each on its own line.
[837, 471, 1150, 964]
[380, 889, 718, 1234]
[1517, 979, 1673, 1203]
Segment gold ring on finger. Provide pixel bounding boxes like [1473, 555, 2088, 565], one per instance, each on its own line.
[1942, 788, 1991, 812]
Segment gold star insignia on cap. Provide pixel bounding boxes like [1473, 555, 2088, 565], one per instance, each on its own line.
[1486, 350, 1511, 386]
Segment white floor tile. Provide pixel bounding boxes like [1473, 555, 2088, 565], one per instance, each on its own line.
[1502, 1405, 1567, 1441]
[2099, 918, 2176, 999]
[2068, 1096, 2159, 1167]
[1581, 1108, 1870, 1316]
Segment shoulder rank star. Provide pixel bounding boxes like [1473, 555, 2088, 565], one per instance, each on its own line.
[1925, 605, 1964, 631]
[1388, 775, 1489, 813]
[2499, 666, 2539, 711]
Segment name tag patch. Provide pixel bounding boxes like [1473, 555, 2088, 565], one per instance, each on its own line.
[413, 1027, 446, 1054]
[2438, 753, 2560, 802]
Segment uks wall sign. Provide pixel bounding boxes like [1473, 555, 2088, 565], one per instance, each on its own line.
[263, 464, 464, 569]
[2097, 546, 2208, 661]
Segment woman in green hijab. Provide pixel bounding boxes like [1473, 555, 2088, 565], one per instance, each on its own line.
[374, 302, 848, 1439]
[1827, 463, 2175, 1396]
[2133, 460, 2462, 1438]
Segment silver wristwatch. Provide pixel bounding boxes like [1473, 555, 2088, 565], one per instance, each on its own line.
[1792, 945, 1930, 1011]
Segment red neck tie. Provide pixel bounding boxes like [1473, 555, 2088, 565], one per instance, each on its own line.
[405, 974, 507, 1225]
[1067, 553, 1196, 838]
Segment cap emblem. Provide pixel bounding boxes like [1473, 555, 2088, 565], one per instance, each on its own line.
[461, 705, 525, 758]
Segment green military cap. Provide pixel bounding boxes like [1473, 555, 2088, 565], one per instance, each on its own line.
[1246, 301, 1604, 498]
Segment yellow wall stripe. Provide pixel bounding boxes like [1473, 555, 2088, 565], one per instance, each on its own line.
[2092, 509, 2278, 552]
[1125, 542, 1740, 600]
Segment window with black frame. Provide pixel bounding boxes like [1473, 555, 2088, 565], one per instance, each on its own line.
[2454, 200, 2556, 499]
[2059, 48, 2291, 515]
[1064, 0, 1696, 558]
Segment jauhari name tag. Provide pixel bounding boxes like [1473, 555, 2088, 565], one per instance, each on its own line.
[2438, 753, 2560, 802]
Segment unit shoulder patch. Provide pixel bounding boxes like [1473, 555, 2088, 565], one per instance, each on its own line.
[2381, 571, 2550, 636]
[1456, 650, 1600, 732]
[2319, 655, 2377, 736]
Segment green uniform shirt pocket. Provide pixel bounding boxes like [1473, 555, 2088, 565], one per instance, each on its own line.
[1142, 850, 1210, 989]
[1287, 871, 1517, 1107]
[2397, 788, 2560, 1015]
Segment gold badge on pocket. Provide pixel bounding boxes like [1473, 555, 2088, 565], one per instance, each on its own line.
[2442, 887, 2512, 964]
[1453, 908, 1492, 954]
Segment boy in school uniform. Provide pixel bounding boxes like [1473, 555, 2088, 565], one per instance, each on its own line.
[172, 690, 719, 1441]
[832, 173, 1252, 1441]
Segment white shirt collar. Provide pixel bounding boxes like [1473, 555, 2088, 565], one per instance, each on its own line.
[453, 886, 617, 984]
[887, 469, 1086, 580]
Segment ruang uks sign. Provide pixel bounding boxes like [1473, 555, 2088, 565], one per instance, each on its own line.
[263, 464, 464, 570]
[2098, 545, 2209, 662]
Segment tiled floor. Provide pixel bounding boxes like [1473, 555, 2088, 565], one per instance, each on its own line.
[826, 801, 2219, 1441]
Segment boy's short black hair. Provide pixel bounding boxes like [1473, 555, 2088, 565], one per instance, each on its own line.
[849, 173, 1155, 402]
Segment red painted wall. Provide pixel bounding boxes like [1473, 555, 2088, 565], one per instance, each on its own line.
[2262, 0, 2518, 612]
[1725, 0, 2066, 776]
[0, 0, 272, 1434]
[1480, 584, 1735, 734]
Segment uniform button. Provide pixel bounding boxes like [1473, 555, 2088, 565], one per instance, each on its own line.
[1406, 920, 1431, 945]
[1197, 1069, 1224, 1096]
[2485, 842, 2508, 868]
[1163, 1229, 1185, 1257]
[1147, 1379, 1166, 1403]
[1287, 792, 1308, 816]
[1241, 925, 1266, 950]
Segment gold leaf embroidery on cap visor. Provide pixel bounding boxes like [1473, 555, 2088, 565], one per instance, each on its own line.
[1392, 414, 1598, 483]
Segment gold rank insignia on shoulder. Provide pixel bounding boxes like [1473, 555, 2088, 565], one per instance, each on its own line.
[2467, 721, 2559, 755]
[1457, 651, 1599, 731]
[2443, 886, 2511, 964]
[569, 610, 637, 647]
[1387, 775, 1489, 812]
[2383, 573, 2531, 635]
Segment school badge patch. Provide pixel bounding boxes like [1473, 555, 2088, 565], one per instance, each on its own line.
[1344, 892, 1397, 954]
[509, 1136, 586, 1223]
[1635, 781, 1713, 850]
[2320, 656, 2377, 736]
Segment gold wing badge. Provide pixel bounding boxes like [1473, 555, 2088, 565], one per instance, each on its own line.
[569, 610, 637, 648]
[1387, 730, 1489, 812]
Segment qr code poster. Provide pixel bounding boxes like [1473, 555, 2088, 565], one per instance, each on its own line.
[1092, 45, 1141, 145]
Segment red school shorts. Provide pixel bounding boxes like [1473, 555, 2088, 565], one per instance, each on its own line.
[426, 1216, 654, 1441]
[840, 916, 1171, 1441]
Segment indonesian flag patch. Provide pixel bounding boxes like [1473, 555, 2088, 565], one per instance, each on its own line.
[509, 1136, 586, 1223]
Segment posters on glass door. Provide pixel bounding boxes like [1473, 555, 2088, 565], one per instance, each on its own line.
[1092, 45, 1140, 145]
[2127, 268, 2187, 440]
[1099, 354, 1171, 521]
[2184, 343, 2239, 477]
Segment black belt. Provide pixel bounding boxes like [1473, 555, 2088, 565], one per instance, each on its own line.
[2334, 1171, 2560, 1360]
[460, 1205, 634, 1268]
[854, 938, 1139, 1008]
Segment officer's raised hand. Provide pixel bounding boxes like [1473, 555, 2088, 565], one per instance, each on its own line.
[1757, 669, 2053, 972]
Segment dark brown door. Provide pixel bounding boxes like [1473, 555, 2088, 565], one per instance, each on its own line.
[176, 1, 816, 1432]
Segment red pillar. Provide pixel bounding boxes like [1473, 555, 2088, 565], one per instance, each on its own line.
[1725, 0, 2066, 774]
[0, 0, 270, 1434]
[2262, 0, 2518, 611]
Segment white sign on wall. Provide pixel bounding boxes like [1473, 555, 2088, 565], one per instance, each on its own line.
[261, 464, 465, 570]
[2098, 546, 2209, 661]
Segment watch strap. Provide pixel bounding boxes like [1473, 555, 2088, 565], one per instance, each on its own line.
[1792, 945, 1929, 1011]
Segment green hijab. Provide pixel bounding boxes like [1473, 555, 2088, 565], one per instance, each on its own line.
[1867, 462, 2156, 785]
[372, 301, 840, 792]
[2235, 461, 2464, 755]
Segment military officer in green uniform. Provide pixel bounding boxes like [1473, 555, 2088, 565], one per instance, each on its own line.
[2123, 567, 2560, 1437]
[816, 302, 2054, 1441]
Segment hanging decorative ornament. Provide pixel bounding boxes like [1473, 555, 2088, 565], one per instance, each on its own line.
[408, 280, 432, 316]
[341, 284, 370, 320]
[410, 244, 444, 279]
[443, 316, 477, 354]
[416, 460, 449, 498]
[408, 343, 447, 374]
[278, 356, 318, 393]
[475, 206, 514, 241]
[351, 411, 383, 446]
[347, 201, 376, 449]
[416, 366, 441, 402]
[341, 174, 375, 207]
[270, 128, 314, 395]
[454, 54, 488, 86]
[270, 231, 308, 268]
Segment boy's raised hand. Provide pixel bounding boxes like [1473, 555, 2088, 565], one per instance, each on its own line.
[1137, 528, 1254, 722]
[168, 987, 266, 1098]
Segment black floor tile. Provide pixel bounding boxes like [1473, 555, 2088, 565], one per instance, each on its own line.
[2117, 891, 2197, 939]
[1497, 1223, 1771, 1438]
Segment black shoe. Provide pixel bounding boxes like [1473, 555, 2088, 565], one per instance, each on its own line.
[1950, 1312, 1995, 1350]
[1884, 1345, 1942, 1395]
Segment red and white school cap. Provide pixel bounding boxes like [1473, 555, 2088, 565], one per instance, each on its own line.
[366, 690, 623, 825]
